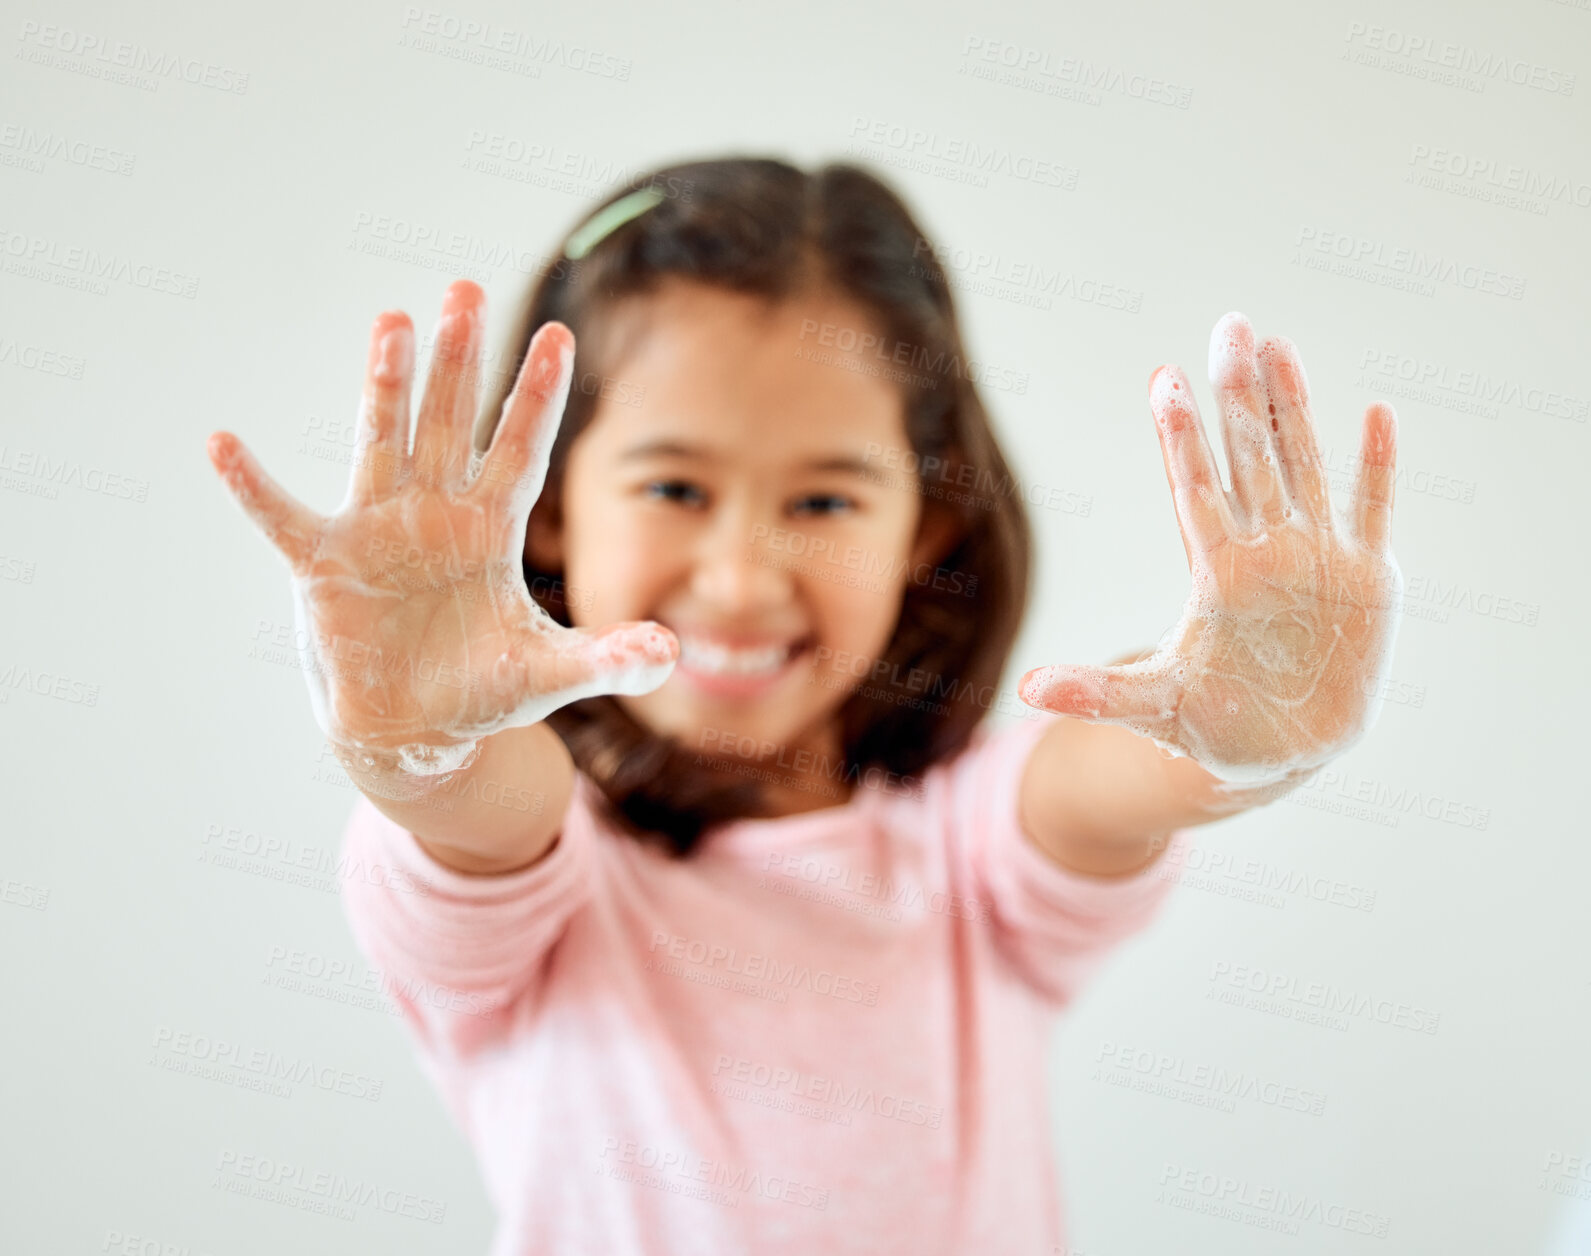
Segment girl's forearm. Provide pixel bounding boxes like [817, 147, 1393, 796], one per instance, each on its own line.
[1017, 717, 1198, 877]
[1017, 698, 1305, 879]
[335, 720, 574, 875]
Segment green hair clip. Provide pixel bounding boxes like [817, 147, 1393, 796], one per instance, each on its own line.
[563, 185, 666, 260]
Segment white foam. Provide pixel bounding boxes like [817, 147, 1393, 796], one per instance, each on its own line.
[277, 511, 679, 794]
[1090, 547, 1404, 792]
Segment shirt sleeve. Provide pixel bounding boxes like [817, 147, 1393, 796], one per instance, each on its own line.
[945, 710, 1191, 1007]
[336, 777, 601, 1059]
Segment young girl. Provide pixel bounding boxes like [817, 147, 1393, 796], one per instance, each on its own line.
[207, 157, 1403, 1253]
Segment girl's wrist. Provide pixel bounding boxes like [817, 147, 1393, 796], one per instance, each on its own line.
[1161, 748, 1319, 820]
[328, 736, 483, 804]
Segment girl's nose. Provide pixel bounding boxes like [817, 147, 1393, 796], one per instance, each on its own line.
[689, 507, 797, 613]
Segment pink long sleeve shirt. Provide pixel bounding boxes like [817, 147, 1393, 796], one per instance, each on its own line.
[338, 710, 1187, 1254]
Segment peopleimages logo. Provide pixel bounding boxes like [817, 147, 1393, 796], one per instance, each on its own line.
[860, 442, 1091, 516]
[1156, 845, 1378, 913]
[763, 851, 992, 924]
[212, 1149, 445, 1222]
[0, 335, 87, 378]
[646, 930, 881, 1006]
[0, 443, 148, 500]
[597, 1137, 830, 1211]
[150, 1025, 383, 1102]
[695, 728, 924, 801]
[1093, 1041, 1328, 1116]
[711, 1053, 943, 1128]
[797, 318, 1031, 394]
[1541, 1151, 1591, 1201]
[1358, 347, 1587, 423]
[397, 8, 633, 80]
[1342, 21, 1575, 96]
[14, 20, 251, 93]
[0, 123, 134, 174]
[747, 523, 979, 599]
[1207, 961, 1441, 1035]
[958, 36, 1194, 109]
[909, 237, 1144, 313]
[1294, 225, 1525, 300]
[263, 944, 500, 1018]
[1157, 1162, 1391, 1237]
[845, 116, 1079, 190]
[0, 228, 200, 298]
[1407, 144, 1591, 212]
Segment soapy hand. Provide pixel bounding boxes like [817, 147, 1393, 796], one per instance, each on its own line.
[1018, 312, 1403, 796]
[207, 280, 677, 790]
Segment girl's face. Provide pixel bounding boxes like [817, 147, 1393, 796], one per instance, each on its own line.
[528, 278, 956, 797]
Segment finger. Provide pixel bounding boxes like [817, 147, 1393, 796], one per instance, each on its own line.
[470, 321, 574, 515]
[1017, 656, 1181, 741]
[1209, 312, 1288, 527]
[348, 311, 414, 506]
[1255, 334, 1330, 527]
[486, 621, 679, 718]
[207, 431, 327, 572]
[1150, 364, 1237, 563]
[412, 279, 486, 493]
[1350, 401, 1398, 551]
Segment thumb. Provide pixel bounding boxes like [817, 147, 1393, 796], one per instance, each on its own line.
[555, 621, 680, 696]
[486, 621, 679, 717]
[1018, 657, 1181, 735]
[208, 431, 325, 572]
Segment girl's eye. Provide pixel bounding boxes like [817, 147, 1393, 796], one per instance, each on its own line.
[791, 493, 856, 517]
[643, 480, 705, 507]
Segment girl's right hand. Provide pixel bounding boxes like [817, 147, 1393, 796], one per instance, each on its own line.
[207, 279, 678, 786]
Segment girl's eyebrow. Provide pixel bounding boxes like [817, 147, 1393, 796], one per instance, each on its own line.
[617, 438, 880, 479]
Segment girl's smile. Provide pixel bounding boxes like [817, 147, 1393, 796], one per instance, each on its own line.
[670, 627, 817, 696]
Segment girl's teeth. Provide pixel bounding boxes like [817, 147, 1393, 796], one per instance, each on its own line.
[679, 638, 794, 675]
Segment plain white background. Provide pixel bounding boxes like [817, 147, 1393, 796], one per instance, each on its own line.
[2, 0, 1588, 1251]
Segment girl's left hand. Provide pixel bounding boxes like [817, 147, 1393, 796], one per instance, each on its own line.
[1018, 312, 1404, 793]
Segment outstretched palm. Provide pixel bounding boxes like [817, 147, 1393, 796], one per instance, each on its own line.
[208, 280, 677, 777]
[1019, 312, 1403, 788]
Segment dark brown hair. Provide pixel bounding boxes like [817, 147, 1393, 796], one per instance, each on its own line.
[478, 156, 1033, 856]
